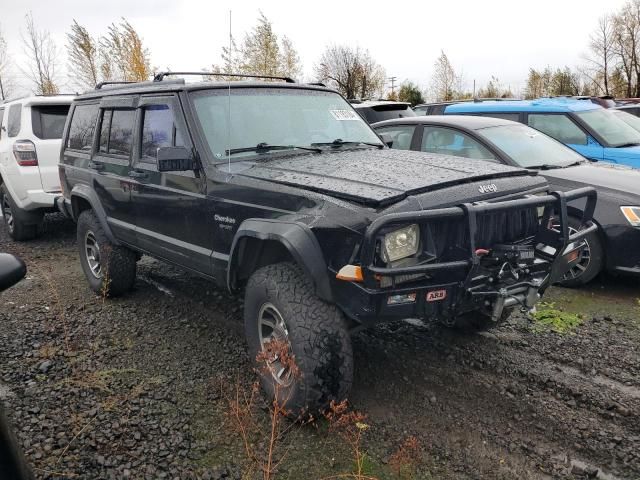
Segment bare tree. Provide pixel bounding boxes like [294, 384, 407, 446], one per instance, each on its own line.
[22, 13, 59, 95]
[67, 20, 99, 90]
[586, 15, 616, 95]
[314, 45, 385, 99]
[0, 25, 13, 100]
[429, 51, 459, 101]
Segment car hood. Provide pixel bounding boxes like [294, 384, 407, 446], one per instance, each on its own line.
[540, 162, 640, 196]
[238, 148, 534, 206]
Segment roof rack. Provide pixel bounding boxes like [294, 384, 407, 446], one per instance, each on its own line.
[153, 71, 296, 83]
[95, 81, 137, 90]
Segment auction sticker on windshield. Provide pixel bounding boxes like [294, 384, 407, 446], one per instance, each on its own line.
[330, 109, 362, 121]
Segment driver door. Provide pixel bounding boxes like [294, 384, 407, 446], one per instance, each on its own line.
[129, 95, 213, 275]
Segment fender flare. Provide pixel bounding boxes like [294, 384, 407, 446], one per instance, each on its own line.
[227, 218, 333, 302]
[69, 185, 118, 244]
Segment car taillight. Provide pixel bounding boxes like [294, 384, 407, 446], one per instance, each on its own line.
[13, 140, 38, 166]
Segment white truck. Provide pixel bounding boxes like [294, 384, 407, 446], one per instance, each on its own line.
[0, 95, 74, 240]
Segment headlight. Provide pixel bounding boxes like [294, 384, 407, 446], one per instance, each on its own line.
[382, 224, 420, 262]
[620, 206, 640, 226]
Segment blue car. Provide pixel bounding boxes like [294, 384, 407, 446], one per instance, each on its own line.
[444, 98, 640, 168]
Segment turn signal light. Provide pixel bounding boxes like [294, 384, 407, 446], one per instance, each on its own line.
[336, 265, 363, 282]
[620, 206, 640, 227]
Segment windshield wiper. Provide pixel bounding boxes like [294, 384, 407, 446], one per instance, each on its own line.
[526, 164, 565, 170]
[226, 142, 322, 155]
[311, 138, 384, 149]
[614, 142, 640, 148]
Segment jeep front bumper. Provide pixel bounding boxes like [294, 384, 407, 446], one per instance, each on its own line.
[332, 188, 597, 326]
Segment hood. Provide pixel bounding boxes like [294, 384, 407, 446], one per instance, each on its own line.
[604, 146, 640, 169]
[540, 162, 640, 196]
[238, 149, 534, 206]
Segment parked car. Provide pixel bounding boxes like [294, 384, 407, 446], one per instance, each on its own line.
[414, 98, 520, 116]
[373, 115, 640, 285]
[444, 98, 640, 168]
[0, 95, 74, 240]
[350, 100, 415, 123]
[613, 103, 640, 119]
[58, 73, 594, 413]
[610, 107, 640, 131]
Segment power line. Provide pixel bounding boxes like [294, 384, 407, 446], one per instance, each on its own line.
[388, 76, 397, 96]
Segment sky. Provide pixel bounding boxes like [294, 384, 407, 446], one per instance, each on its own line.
[0, 0, 629, 97]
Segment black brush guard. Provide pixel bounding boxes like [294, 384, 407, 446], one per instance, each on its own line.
[358, 187, 597, 320]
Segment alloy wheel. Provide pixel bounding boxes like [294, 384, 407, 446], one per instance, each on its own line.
[84, 231, 102, 278]
[257, 302, 294, 386]
[2, 195, 14, 234]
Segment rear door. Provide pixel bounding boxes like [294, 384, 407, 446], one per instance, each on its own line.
[90, 97, 138, 245]
[30, 103, 71, 192]
[129, 94, 211, 274]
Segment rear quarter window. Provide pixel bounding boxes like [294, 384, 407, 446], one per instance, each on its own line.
[67, 103, 99, 151]
[7, 104, 22, 137]
[31, 105, 71, 139]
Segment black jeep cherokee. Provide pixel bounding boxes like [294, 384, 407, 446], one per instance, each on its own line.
[57, 73, 596, 413]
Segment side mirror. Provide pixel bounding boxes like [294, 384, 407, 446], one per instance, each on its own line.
[157, 147, 195, 172]
[379, 133, 394, 148]
[0, 254, 26, 292]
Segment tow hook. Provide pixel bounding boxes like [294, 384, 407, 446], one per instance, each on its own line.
[490, 279, 542, 322]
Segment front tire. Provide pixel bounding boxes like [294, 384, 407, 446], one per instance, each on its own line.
[244, 262, 353, 415]
[1, 185, 39, 241]
[77, 210, 137, 297]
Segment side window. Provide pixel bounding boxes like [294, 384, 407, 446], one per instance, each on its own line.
[376, 125, 415, 150]
[98, 108, 135, 157]
[421, 126, 497, 161]
[0, 108, 4, 139]
[140, 104, 184, 162]
[481, 112, 520, 122]
[528, 114, 587, 145]
[7, 104, 22, 137]
[67, 103, 99, 151]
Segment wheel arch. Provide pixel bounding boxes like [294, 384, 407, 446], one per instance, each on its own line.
[227, 219, 333, 302]
[69, 185, 118, 244]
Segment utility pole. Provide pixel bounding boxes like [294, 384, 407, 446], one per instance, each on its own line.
[388, 76, 397, 97]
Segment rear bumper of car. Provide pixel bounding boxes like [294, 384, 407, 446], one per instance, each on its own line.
[333, 187, 598, 326]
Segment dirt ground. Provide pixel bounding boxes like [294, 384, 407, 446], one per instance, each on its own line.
[0, 214, 638, 479]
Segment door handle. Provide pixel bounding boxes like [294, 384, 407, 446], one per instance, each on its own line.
[128, 170, 148, 180]
[88, 161, 104, 171]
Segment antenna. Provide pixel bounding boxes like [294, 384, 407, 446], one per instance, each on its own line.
[227, 9, 232, 174]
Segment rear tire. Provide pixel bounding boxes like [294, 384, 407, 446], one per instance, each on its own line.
[244, 262, 353, 415]
[77, 210, 137, 297]
[558, 216, 603, 287]
[1, 185, 39, 241]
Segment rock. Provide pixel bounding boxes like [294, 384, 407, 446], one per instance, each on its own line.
[38, 360, 53, 373]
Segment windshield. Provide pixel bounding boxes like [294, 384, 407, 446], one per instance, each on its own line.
[478, 124, 586, 168]
[611, 109, 640, 133]
[575, 108, 640, 147]
[191, 88, 382, 161]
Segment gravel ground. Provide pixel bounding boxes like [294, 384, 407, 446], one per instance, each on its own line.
[0, 214, 639, 479]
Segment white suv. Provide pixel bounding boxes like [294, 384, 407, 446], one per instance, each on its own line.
[0, 95, 73, 240]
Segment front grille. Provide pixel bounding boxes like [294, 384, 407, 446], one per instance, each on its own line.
[475, 207, 539, 248]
